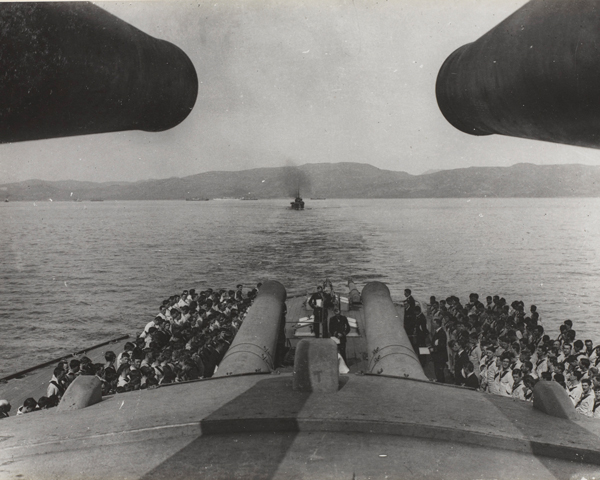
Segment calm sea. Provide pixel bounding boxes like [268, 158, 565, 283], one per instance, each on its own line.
[1, 198, 599, 377]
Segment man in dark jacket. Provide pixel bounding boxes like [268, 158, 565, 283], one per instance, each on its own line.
[0, 400, 11, 419]
[403, 288, 416, 324]
[329, 307, 351, 363]
[463, 361, 480, 389]
[308, 285, 329, 338]
[450, 339, 470, 386]
[429, 316, 448, 383]
[414, 305, 429, 366]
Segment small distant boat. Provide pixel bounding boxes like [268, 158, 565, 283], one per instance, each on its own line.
[186, 197, 210, 201]
[290, 189, 305, 210]
[4, 198, 8, 203]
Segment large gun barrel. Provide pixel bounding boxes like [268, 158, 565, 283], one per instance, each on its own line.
[215, 280, 287, 377]
[1, 2, 198, 143]
[436, 0, 600, 149]
[361, 282, 427, 380]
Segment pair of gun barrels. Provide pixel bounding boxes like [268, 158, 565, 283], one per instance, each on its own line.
[3, 1, 600, 150]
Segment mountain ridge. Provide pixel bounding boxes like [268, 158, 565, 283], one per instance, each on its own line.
[2, 162, 600, 201]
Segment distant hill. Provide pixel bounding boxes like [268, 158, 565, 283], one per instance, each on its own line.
[2, 162, 600, 201]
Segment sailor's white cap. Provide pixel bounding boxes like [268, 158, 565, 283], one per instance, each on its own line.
[0, 399, 10, 408]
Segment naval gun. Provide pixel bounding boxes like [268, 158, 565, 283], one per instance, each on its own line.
[0, 2, 198, 143]
[436, 0, 600, 149]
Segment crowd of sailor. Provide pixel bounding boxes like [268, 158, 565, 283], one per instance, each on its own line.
[411, 293, 600, 417]
[4, 284, 259, 416]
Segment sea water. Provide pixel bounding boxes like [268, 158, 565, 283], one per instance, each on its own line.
[1, 197, 599, 377]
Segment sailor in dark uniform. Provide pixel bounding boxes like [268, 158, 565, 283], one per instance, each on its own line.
[463, 362, 480, 389]
[0, 400, 11, 419]
[234, 284, 244, 302]
[450, 339, 469, 386]
[429, 316, 448, 383]
[308, 285, 328, 338]
[403, 288, 416, 323]
[414, 305, 429, 365]
[329, 307, 351, 363]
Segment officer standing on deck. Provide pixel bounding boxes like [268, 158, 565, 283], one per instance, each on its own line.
[402, 288, 416, 324]
[308, 285, 327, 338]
[429, 316, 448, 383]
[329, 307, 351, 363]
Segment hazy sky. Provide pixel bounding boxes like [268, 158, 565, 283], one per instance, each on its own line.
[4, 0, 600, 183]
